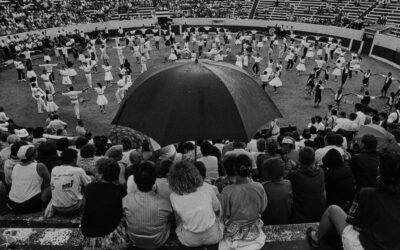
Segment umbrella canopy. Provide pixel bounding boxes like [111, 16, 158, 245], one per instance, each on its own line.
[112, 60, 282, 146]
[355, 125, 400, 152]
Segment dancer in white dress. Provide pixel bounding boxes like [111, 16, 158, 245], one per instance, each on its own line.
[100, 45, 109, 64]
[116, 74, 126, 104]
[102, 62, 113, 85]
[94, 82, 108, 113]
[256, 37, 264, 51]
[80, 62, 94, 88]
[31, 82, 46, 113]
[235, 52, 244, 68]
[306, 45, 315, 59]
[296, 56, 306, 75]
[269, 69, 283, 93]
[261, 68, 273, 90]
[133, 43, 141, 63]
[168, 46, 178, 62]
[113, 43, 125, 65]
[45, 90, 58, 113]
[62, 86, 87, 119]
[59, 66, 72, 87]
[332, 56, 345, 81]
[40, 70, 55, 94]
[140, 53, 147, 74]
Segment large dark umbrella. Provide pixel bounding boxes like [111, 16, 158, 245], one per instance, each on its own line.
[112, 60, 282, 146]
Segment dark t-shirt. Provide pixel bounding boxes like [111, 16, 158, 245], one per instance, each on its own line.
[347, 188, 400, 250]
[324, 165, 355, 209]
[288, 167, 326, 223]
[261, 179, 293, 225]
[349, 151, 379, 190]
[81, 182, 127, 237]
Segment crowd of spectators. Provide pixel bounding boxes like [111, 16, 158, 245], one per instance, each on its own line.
[1, 95, 400, 248]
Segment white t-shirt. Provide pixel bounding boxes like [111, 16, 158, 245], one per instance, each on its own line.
[170, 184, 220, 233]
[51, 165, 91, 208]
[198, 156, 219, 180]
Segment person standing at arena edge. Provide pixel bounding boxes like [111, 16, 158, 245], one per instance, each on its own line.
[62, 86, 88, 120]
[140, 53, 147, 74]
[14, 57, 26, 82]
[251, 53, 263, 75]
[31, 82, 47, 114]
[116, 74, 126, 104]
[380, 72, 397, 98]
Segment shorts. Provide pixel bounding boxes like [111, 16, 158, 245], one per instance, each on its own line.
[8, 192, 43, 213]
[342, 225, 364, 250]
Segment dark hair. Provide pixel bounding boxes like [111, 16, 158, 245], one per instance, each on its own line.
[194, 161, 206, 179]
[309, 126, 317, 134]
[322, 149, 343, 169]
[60, 149, 78, 164]
[94, 141, 106, 156]
[223, 155, 236, 177]
[379, 149, 400, 194]
[361, 134, 377, 150]
[135, 161, 157, 192]
[355, 103, 362, 111]
[182, 141, 195, 151]
[200, 141, 212, 156]
[97, 158, 120, 182]
[37, 140, 57, 158]
[210, 146, 221, 161]
[314, 135, 325, 149]
[121, 137, 132, 151]
[334, 134, 344, 147]
[80, 144, 96, 158]
[159, 159, 173, 178]
[304, 140, 314, 148]
[10, 141, 28, 157]
[299, 147, 315, 166]
[75, 136, 89, 150]
[262, 157, 285, 181]
[349, 113, 357, 121]
[234, 154, 252, 177]
[32, 127, 44, 138]
[56, 138, 69, 151]
[257, 139, 266, 152]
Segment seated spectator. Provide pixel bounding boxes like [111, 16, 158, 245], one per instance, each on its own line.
[322, 149, 355, 210]
[76, 120, 87, 137]
[349, 134, 379, 191]
[125, 150, 142, 179]
[197, 141, 219, 180]
[288, 147, 326, 223]
[105, 145, 126, 185]
[120, 137, 134, 166]
[81, 158, 127, 249]
[46, 114, 67, 134]
[214, 155, 236, 193]
[77, 144, 99, 176]
[194, 161, 219, 195]
[3, 141, 27, 188]
[75, 136, 89, 151]
[224, 141, 256, 169]
[8, 145, 51, 213]
[123, 161, 172, 249]
[32, 127, 46, 146]
[37, 141, 61, 173]
[51, 149, 91, 215]
[0, 107, 10, 123]
[261, 157, 293, 225]
[315, 132, 345, 166]
[168, 161, 223, 247]
[281, 136, 300, 166]
[219, 154, 267, 249]
[56, 138, 70, 155]
[181, 141, 201, 162]
[307, 149, 400, 249]
[155, 159, 173, 200]
[0, 134, 20, 162]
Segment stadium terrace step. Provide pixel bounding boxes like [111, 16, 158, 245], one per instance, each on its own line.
[0, 223, 322, 249]
[0, 228, 83, 249]
[0, 212, 81, 228]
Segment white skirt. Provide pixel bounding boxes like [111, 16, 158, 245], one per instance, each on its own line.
[334, 48, 342, 54]
[296, 63, 306, 71]
[104, 72, 113, 81]
[257, 42, 264, 48]
[317, 49, 323, 56]
[62, 76, 72, 85]
[332, 68, 342, 76]
[133, 51, 141, 57]
[353, 64, 361, 71]
[269, 77, 282, 87]
[235, 39, 242, 45]
[44, 55, 51, 62]
[243, 56, 249, 67]
[27, 70, 36, 78]
[78, 54, 86, 62]
[235, 61, 243, 68]
[284, 55, 290, 62]
[306, 51, 314, 58]
[46, 101, 58, 112]
[97, 95, 108, 106]
[168, 53, 177, 61]
[273, 40, 279, 46]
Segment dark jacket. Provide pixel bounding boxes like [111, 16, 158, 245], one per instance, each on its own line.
[288, 166, 326, 223]
[262, 179, 293, 225]
[349, 150, 379, 190]
[324, 163, 355, 210]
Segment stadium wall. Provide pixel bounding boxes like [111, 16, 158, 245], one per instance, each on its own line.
[370, 33, 400, 69]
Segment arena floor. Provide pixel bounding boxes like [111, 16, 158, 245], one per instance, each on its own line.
[1, 35, 400, 136]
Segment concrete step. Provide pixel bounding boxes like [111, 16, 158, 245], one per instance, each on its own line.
[0, 212, 81, 228]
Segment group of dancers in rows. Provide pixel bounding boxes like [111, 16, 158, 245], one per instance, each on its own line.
[12, 27, 400, 121]
[13, 29, 158, 119]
